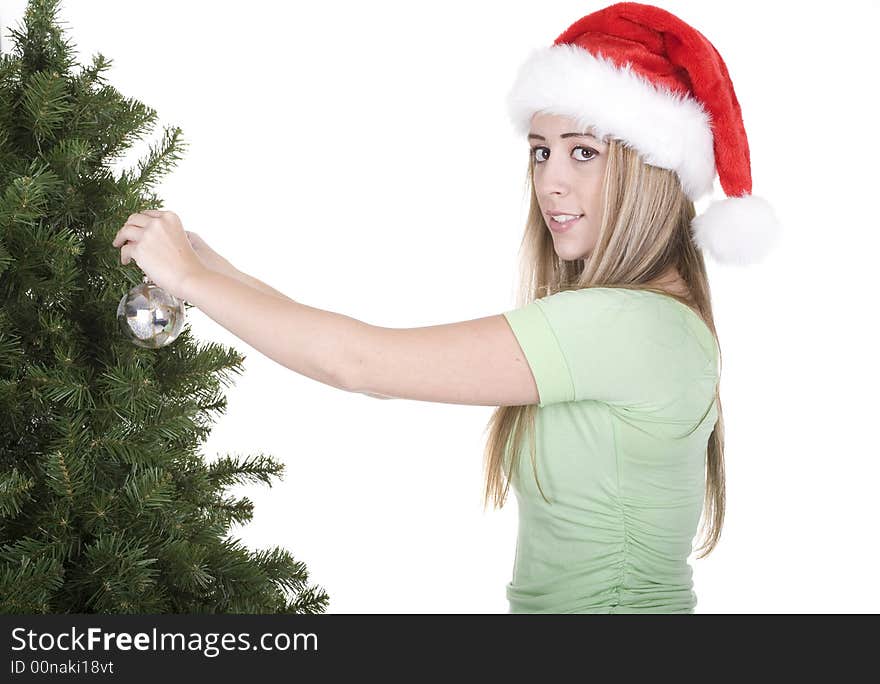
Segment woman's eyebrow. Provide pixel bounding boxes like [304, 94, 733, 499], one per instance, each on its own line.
[527, 132, 599, 141]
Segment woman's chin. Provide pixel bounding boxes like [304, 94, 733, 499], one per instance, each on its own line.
[552, 243, 588, 261]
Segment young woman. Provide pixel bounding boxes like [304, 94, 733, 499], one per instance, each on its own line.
[112, 3, 780, 613]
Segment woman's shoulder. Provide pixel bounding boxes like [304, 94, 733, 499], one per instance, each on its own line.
[544, 284, 694, 315]
[541, 285, 717, 366]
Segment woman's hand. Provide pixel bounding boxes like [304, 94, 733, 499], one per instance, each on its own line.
[111, 209, 206, 301]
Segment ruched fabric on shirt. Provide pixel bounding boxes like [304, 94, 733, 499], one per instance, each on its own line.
[501, 287, 719, 614]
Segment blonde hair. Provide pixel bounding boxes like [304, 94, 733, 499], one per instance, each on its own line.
[481, 137, 725, 558]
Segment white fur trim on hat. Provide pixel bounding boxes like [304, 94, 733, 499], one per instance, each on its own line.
[690, 194, 782, 266]
[506, 43, 717, 202]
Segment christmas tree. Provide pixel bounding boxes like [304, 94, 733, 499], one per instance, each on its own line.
[0, 0, 329, 613]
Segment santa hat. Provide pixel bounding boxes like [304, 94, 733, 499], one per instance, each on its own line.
[506, 2, 781, 266]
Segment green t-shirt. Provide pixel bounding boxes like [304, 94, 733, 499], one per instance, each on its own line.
[502, 286, 719, 614]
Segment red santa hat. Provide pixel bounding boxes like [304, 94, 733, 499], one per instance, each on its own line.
[506, 2, 781, 266]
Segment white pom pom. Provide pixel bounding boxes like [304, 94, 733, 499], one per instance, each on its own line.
[690, 194, 782, 266]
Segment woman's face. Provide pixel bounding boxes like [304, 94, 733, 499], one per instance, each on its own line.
[529, 112, 609, 261]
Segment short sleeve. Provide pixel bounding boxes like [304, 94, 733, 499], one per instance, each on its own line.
[503, 287, 699, 408]
[503, 297, 575, 407]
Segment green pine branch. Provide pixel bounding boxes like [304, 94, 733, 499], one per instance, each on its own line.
[0, 0, 330, 615]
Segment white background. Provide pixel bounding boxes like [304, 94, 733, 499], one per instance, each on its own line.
[1, 0, 878, 614]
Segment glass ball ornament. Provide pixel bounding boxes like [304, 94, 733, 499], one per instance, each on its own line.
[117, 276, 186, 348]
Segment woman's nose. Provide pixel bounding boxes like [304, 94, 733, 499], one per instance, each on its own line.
[535, 158, 571, 196]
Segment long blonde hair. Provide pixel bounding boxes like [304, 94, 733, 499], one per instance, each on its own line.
[481, 137, 725, 558]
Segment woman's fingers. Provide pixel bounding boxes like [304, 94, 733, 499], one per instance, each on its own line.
[112, 224, 144, 248]
[114, 223, 145, 264]
[120, 242, 136, 266]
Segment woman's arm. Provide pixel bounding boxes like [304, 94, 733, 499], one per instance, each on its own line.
[185, 230, 294, 303]
[114, 216, 539, 407]
[179, 268, 538, 406]
[221, 268, 392, 399]
[180, 231, 537, 406]
[343, 315, 541, 407]
[228, 267, 294, 303]
[179, 269, 358, 392]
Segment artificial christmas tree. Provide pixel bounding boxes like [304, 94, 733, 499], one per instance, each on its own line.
[0, 0, 329, 613]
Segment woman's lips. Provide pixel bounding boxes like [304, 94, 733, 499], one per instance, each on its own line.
[549, 215, 583, 233]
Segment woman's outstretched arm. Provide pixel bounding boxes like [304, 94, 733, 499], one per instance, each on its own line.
[219, 269, 393, 399]
[113, 211, 537, 406]
[181, 268, 538, 407]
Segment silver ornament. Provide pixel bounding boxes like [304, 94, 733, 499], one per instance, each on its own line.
[117, 276, 186, 348]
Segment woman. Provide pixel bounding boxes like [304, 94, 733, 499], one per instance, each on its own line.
[112, 3, 780, 613]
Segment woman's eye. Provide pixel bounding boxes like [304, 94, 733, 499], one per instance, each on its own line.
[530, 146, 597, 164]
